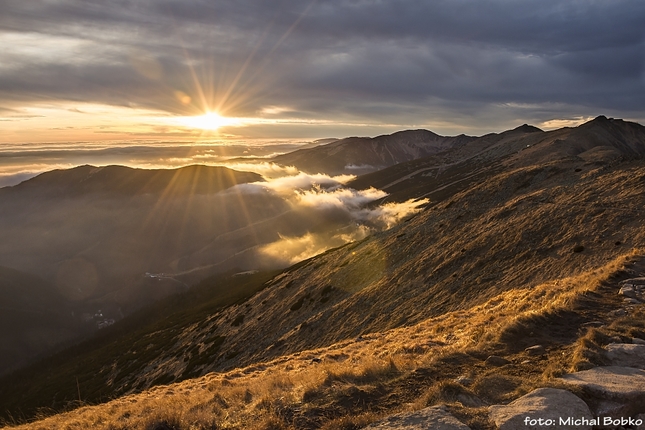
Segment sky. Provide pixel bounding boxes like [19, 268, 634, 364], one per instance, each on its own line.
[1, 0, 644, 146]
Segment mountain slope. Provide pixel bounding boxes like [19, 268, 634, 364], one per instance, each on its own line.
[3, 117, 645, 424]
[0, 165, 278, 373]
[0, 165, 274, 310]
[6, 252, 643, 430]
[350, 116, 645, 203]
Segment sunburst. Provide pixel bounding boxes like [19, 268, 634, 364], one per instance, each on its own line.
[177, 111, 243, 130]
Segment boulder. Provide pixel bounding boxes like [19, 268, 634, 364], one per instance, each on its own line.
[605, 343, 645, 369]
[364, 405, 470, 429]
[558, 366, 645, 417]
[489, 388, 592, 430]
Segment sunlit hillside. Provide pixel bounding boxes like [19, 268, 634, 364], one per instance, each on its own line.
[5, 253, 644, 429]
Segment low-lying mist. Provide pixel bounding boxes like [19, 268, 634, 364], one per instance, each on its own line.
[0, 157, 425, 374]
[0, 141, 305, 187]
[223, 169, 427, 267]
[0, 157, 426, 320]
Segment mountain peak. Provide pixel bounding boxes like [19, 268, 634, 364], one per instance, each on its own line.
[511, 124, 543, 133]
[578, 115, 632, 131]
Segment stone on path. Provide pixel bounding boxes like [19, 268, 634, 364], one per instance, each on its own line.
[524, 345, 545, 356]
[558, 366, 645, 417]
[364, 405, 470, 430]
[605, 343, 645, 370]
[489, 388, 592, 430]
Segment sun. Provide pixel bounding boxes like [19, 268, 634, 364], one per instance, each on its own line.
[177, 111, 242, 130]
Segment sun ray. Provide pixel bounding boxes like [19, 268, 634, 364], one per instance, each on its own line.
[176, 112, 243, 130]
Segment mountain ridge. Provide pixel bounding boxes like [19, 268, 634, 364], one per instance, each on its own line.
[2, 164, 263, 198]
[271, 129, 477, 175]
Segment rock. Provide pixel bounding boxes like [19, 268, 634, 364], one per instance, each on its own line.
[621, 277, 645, 286]
[558, 366, 645, 416]
[619, 285, 638, 298]
[633, 338, 645, 345]
[609, 309, 628, 317]
[456, 393, 486, 408]
[485, 356, 511, 367]
[489, 388, 592, 430]
[582, 321, 604, 327]
[605, 343, 645, 369]
[625, 298, 641, 304]
[363, 404, 470, 429]
[525, 345, 546, 356]
[454, 375, 473, 386]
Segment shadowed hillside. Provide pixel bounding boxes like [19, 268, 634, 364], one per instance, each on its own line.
[0, 165, 275, 373]
[0, 267, 86, 376]
[0, 162, 426, 376]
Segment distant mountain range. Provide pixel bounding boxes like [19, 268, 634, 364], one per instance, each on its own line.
[270, 129, 477, 175]
[2, 116, 645, 424]
[349, 115, 645, 202]
[2, 164, 262, 197]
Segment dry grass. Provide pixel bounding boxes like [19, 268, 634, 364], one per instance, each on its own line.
[6, 251, 642, 430]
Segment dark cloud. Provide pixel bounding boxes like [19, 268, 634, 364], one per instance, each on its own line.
[1, 0, 644, 134]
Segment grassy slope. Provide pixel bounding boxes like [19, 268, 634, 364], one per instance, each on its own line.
[5, 155, 644, 427]
[176, 158, 645, 376]
[5, 252, 644, 430]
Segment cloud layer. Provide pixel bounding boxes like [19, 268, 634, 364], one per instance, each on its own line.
[1, 0, 644, 137]
[0, 142, 304, 187]
[228, 172, 427, 266]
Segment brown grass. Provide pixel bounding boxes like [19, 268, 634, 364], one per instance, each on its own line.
[6, 251, 642, 430]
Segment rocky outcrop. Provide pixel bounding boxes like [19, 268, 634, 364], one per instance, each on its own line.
[489, 388, 592, 430]
[618, 278, 645, 302]
[558, 366, 645, 417]
[605, 343, 645, 370]
[364, 405, 470, 429]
